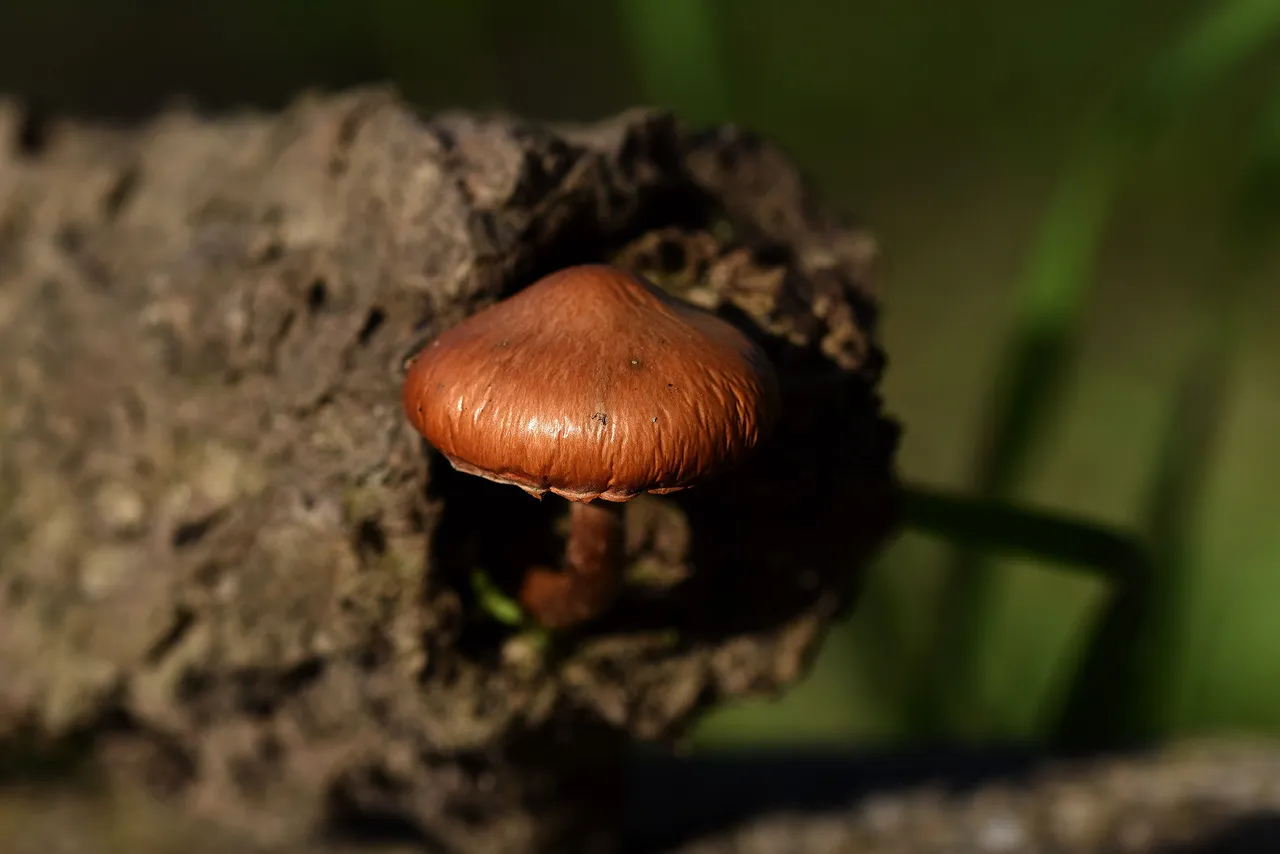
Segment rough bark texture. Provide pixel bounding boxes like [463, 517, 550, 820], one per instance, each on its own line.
[0, 88, 899, 853]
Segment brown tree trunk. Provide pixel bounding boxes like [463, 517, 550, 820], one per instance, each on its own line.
[0, 88, 898, 853]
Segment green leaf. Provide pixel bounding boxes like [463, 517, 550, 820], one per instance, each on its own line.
[470, 568, 527, 628]
[901, 484, 1150, 580]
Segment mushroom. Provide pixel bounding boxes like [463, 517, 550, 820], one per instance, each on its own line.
[402, 264, 781, 630]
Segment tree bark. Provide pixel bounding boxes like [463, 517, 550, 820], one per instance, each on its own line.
[0, 88, 898, 853]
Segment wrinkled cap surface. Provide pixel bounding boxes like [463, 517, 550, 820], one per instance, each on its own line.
[402, 264, 781, 502]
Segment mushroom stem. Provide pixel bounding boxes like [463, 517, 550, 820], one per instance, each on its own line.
[519, 499, 625, 630]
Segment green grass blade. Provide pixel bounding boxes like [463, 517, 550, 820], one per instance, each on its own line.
[902, 484, 1150, 580]
[1055, 312, 1233, 746]
[1054, 78, 1280, 747]
[921, 0, 1280, 740]
[1234, 85, 1280, 243]
[1151, 80, 1280, 733]
[1118, 0, 1280, 135]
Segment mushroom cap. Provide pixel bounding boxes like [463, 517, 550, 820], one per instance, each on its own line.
[402, 264, 780, 502]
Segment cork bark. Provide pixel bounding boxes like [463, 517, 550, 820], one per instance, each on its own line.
[0, 88, 899, 853]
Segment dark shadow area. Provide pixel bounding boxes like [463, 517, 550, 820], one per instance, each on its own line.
[11, 101, 50, 156]
[0, 704, 195, 798]
[426, 446, 565, 659]
[424, 240, 897, 657]
[319, 717, 627, 853]
[0, 1, 647, 124]
[420, 143, 896, 655]
[1154, 814, 1280, 854]
[418, 137, 718, 663]
[324, 768, 451, 852]
[0, 723, 98, 787]
[0, 1, 383, 121]
[488, 126, 715, 306]
[622, 743, 1140, 854]
[672, 311, 899, 640]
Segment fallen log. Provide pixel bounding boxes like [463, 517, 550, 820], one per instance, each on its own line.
[0, 87, 898, 853]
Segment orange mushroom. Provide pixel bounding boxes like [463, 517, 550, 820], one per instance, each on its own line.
[402, 264, 780, 629]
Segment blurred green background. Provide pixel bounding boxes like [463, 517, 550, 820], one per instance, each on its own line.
[4, 0, 1279, 750]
